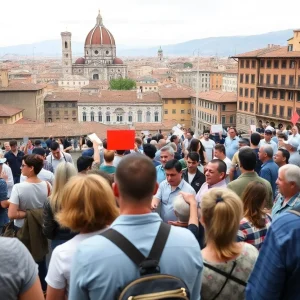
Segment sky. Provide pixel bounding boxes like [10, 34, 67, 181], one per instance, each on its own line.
[0, 0, 300, 48]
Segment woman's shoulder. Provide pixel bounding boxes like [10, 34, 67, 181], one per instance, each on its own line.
[238, 243, 259, 262]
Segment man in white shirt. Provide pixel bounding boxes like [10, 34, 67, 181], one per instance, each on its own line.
[259, 130, 278, 155]
[213, 144, 232, 183]
[46, 142, 73, 172]
[200, 130, 215, 162]
[183, 131, 194, 151]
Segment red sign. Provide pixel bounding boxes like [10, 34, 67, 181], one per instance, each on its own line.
[107, 130, 135, 150]
[291, 111, 300, 125]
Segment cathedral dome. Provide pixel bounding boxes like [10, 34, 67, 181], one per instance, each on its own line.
[113, 57, 123, 64]
[75, 57, 85, 64]
[85, 11, 115, 46]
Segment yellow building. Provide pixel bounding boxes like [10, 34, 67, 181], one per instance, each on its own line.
[210, 71, 223, 90]
[0, 105, 24, 124]
[160, 87, 192, 128]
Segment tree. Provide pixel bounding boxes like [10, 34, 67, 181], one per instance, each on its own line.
[184, 62, 193, 69]
[109, 78, 136, 90]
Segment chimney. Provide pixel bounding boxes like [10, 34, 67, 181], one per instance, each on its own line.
[0, 69, 9, 88]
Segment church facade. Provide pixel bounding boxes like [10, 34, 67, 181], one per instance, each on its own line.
[61, 11, 127, 81]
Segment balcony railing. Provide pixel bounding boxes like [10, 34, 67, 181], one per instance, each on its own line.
[256, 112, 290, 120]
[258, 83, 300, 90]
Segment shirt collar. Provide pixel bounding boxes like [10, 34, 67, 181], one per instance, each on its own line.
[240, 172, 258, 178]
[208, 179, 227, 189]
[262, 159, 274, 167]
[278, 192, 300, 207]
[111, 213, 161, 227]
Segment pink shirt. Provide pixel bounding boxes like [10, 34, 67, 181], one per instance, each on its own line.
[195, 179, 227, 203]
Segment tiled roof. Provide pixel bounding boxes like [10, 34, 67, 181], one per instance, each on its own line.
[0, 81, 46, 91]
[44, 92, 79, 102]
[133, 120, 178, 131]
[81, 80, 109, 89]
[232, 46, 300, 58]
[159, 87, 192, 99]
[192, 90, 237, 103]
[0, 105, 24, 117]
[14, 118, 43, 124]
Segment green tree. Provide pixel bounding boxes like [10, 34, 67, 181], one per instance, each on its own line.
[109, 78, 136, 90]
[184, 62, 193, 69]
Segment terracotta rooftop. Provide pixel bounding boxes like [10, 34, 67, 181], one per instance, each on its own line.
[133, 120, 178, 131]
[192, 90, 237, 103]
[159, 87, 192, 99]
[0, 105, 24, 117]
[0, 81, 46, 91]
[81, 80, 109, 89]
[44, 92, 79, 102]
[14, 118, 43, 124]
[232, 46, 300, 58]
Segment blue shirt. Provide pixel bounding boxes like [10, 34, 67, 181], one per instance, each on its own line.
[259, 159, 278, 197]
[153, 160, 161, 167]
[246, 211, 300, 300]
[224, 136, 239, 160]
[154, 150, 161, 162]
[4, 150, 24, 177]
[69, 213, 203, 300]
[156, 165, 166, 184]
[82, 148, 94, 157]
[155, 179, 196, 222]
[272, 192, 300, 221]
[259, 139, 278, 156]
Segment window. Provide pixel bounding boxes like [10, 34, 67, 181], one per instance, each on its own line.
[98, 111, 102, 122]
[222, 104, 226, 111]
[266, 74, 271, 84]
[273, 75, 278, 85]
[288, 107, 293, 118]
[181, 109, 185, 114]
[181, 99, 185, 104]
[106, 112, 111, 122]
[251, 60, 256, 68]
[172, 109, 176, 114]
[164, 109, 168, 114]
[251, 74, 255, 84]
[288, 44, 294, 52]
[250, 89, 255, 98]
[65, 41, 68, 49]
[297, 92, 300, 102]
[146, 111, 151, 122]
[279, 106, 284, 117]
[82, 112, 86, 122]
[259, 103, 263, 113]
[259, 89, 264, 97]
[172, 100, 176, 104]
[289, 75, 294, 86]
[266, 90, 270, 98]
[244, 102, 248, 111]
[221, 115, 226, 124]
[260, 60, 265, 68]
[240, 60, 245, 68]
[272, 90, 278, 99]
[64, 110, 68, 116]
[239, 101, 243, 110]
[137, 110, 142, 122]
[245, 74, 249, 84]
[280, 91, 285, 100]
[117, 115, 123, 122]
[281, 75, 286, 85]
[274, 60, 279, 68]
[290, 60, 295, 69]
[72, 103, 75, 108]
[288, 91, 294, 101]
[250, 103, 254, 112]
[56, 110, 59, 115]
[48, 111, 52, 115]
[265, 104, 270, 114]
[266, 60, 272, 68]
[245, 88, 249, 97]
[154, 112, 159, 122]
[128, 112, 133, 122]
[240, 74, 244, 83]
[298, 76, 300, 87]
[246, 60, 250, 68]
[282, 60, 287, 69]
[90, 111, 94, 121]
[272, 105, 277, 115]
[260, 74, 264, 84]
[239, 88, 243, 97]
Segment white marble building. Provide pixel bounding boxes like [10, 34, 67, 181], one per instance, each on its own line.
[222, 72, 238, 92]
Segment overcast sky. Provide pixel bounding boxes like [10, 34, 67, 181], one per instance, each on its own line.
[1, 0, 299, 48]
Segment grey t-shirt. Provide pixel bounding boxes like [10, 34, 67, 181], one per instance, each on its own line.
[0, 237, 38, 299]
[46, 152, 74, 172]
[289, 152, 300, 167]
[9, 181, 49, 227]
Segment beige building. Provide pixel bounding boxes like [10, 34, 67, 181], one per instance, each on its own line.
[130, 66, 154, 77]
[222, 71, 238, 92]
[136, 76, 159, 93]
[58, 75, 89, 90]
[176, 70, 210, 92]
[0, 105, 24, 124]
[81, 80, 109, 93]
[0, 70, 45, 121]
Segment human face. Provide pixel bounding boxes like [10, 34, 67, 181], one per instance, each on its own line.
[274, 151, 285, 166]
[203, 133, 210, 141]
[228, 129, 236, 139]
[276, 169, 289, 196]
[21, 160, 33, 176]
[4, 142, 10, 152]
[258, 147, 267, 162]
[10, 144, 17, 152]
[187, 158, 198, 173]
[214, 149, 223, 160]
[278, 138, 285, 148]
[160, 151, 173, 167]
[173, 136, 178, 144]
[51, 148, 61, 160]
[186, 133, 192, 140]
[205, 162, 224, 186]
[292, 126, 298, 136]
[165, 168, 182, 187]
[264, 133, 271, 142]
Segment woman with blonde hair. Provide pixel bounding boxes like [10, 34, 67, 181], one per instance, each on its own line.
[238, 181, 272, 250]
[200, 188, 258, 300]
[43, 162, 77, 250]
[45, 174, 119, 300]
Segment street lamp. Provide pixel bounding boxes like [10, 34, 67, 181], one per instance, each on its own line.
[193, 49, 200, 137]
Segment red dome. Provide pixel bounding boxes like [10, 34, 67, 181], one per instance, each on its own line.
[75, 57, 85, 64]
[113, 57, 123, 65]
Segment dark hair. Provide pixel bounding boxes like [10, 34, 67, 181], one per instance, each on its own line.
[278, 123, 283, 129]
[135, 137, 143, 146]
[170, 135, 178, 143]
[157, 134, 164, 141]
[270, 121, 275, 128]
[188, 139, 206, 165]
[239, 138, 250, 146]
[214, 144, 226, 155]
[116, 150, 126, 155]
[238, 147, 256, 171]
[277, 133, 288, 141]
[115, 154, 156, 202]
[187, 131, 194, 136]
[210, 159, 227, 175]
[164, 159, 182, 172]
[9, 140, 17, 147]
[277, 148, 290, 164]
[86, 140, 93, 148]
[77, 156, 94, 172]
[34, 140, 42, 146]
[250, 133, 261, 146]
[102, 139, 107, 149]
[32, 147, 46, 156]
[187, 152, 200, 162]
[203, 129, 210, 134]
[87, 169, 114, 187]
[50, 141, 60, 151]
[23, 154, 44, 175]
[143, 144, 157, 159]
[228, 127, 237, 134]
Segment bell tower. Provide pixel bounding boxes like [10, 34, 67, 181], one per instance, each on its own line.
[158, 46, 163, 61]
[61, 31, 73, 77]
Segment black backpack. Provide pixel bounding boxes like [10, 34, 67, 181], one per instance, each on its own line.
[100, 222, 190, 300]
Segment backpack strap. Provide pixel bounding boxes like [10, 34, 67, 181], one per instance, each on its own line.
[100, 222, 171, 273]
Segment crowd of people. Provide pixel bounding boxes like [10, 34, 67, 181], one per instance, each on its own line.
[0, 123, 300, 299]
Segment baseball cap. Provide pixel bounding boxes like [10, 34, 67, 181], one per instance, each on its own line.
[239, 138, 250, 146]
[264, 129, 273, 135]
[265, 126, 275, 131]
[284, 139, 300, 149]
[32, 147, 46, 156]
[0, 157, 7, 164]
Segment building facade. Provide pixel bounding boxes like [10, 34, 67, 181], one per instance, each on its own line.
[210, 71, 223, 90]
[222, 71, 238, 92]
[176, 70, 210, 92]
[136, 76, 158, 93]
[0, 105, 24, 124]
[233, 29, 300, 131]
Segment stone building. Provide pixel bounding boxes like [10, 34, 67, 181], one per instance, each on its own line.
[0, 105, 24, 124]
[176, 70, 210, 92]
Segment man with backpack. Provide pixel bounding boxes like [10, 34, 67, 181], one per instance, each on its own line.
[69, 154, 203, 300]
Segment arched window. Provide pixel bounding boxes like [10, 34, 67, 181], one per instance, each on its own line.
[106, 111, 111, 122]
[128, 111, 133, 123]
[90, 111, 95, 122]
[82, 111, 86, 122]
[137, 110, 142, 122]
[154, 111, 159, 122]
[98, 111, 102, 122]
[65, 41, 68, 49]
[146, 111, 151, 122]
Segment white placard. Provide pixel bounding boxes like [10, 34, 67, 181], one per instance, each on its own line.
[173, 128, 184, 137]
[250, 125, 256, 132]
[176, 124, 182, 129]
[87, 133, 102, 145]
[211, 124, 223, 134]
[141, 131, 149, 136]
